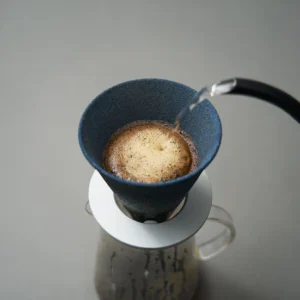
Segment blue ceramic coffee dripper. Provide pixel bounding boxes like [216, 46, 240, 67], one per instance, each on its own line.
[78, 79, 222, 222]
[79, 77, 300, 222]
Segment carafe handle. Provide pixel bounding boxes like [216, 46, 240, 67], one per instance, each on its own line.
[197, 205, 236, 260]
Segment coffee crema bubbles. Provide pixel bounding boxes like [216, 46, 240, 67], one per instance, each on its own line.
[102, 121, 198, 184]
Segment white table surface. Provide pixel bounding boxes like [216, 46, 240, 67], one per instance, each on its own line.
[1, 1, 300, 299]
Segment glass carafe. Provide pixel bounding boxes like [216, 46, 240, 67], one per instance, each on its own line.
[89, 204, 235, 300]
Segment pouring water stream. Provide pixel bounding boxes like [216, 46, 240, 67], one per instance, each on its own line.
[163, 79, 237, 148]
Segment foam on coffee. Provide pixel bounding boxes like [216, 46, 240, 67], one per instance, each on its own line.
[103, 121, 198, 183]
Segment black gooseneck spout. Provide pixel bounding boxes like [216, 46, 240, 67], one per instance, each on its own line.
[211, 78, 300, 123]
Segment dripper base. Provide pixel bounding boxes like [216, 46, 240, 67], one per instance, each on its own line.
[114, 194, 187, 223]
[88, 170, 212, 249]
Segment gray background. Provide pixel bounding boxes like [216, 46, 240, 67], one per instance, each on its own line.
[1, 0, 300, 299]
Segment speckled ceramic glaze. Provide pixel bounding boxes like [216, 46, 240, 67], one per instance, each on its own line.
[78, 79, 222, 220]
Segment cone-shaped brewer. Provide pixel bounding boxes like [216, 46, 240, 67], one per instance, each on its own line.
[78, 79, 222, 221]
